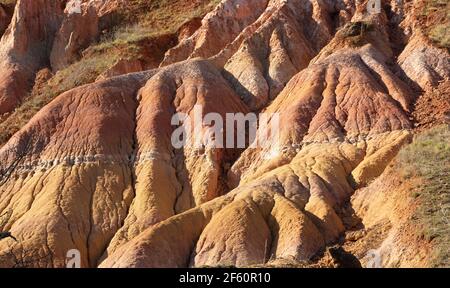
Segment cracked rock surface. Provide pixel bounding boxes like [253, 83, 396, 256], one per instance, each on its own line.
[0, 0, 448, 267]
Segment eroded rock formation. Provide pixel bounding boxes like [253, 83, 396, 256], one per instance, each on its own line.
[0, 0, 448, 268]
[0, 0, 66, 116]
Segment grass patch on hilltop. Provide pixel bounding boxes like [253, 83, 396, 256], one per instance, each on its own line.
[91, 0, 220, 53]
[428, 23, 450, 48]
[421, 0, 450, 49]
[0, 0, 222, 146]
[422, 0, 449, 16]
[398, 125, 450, 267]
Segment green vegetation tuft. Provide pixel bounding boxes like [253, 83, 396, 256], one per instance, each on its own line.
[398, 125, 450, 267]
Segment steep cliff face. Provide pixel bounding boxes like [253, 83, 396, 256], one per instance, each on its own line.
[0, 0, 126, 116]
[0, 0, 219, 144]
[0, 0, 66, 115]
[0, 0, 448, 268]
[0, 2, 14, 37]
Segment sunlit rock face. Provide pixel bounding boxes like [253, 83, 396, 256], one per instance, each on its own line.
[0, 0, 448, 268]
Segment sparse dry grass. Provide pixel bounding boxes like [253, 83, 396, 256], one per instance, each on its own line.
[0, 53, 118, 145]
[422, 0, 449, 15]
[0, 0, 15, 6]
[0, 0, 221, 146]
[398, 125, 450, 267]
[91, 0, 220, 53]
[421, 0, 450, 49]
[428, 23, 450, 48]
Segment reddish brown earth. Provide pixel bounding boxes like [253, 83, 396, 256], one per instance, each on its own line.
[0, 0, 66, 115]
[0, 0, 448, 268]
[0, 2, 14, 37]
[413, 81, 450, 130]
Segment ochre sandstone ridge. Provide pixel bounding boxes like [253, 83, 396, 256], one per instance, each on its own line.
[0, 0, 123, 117]
[103, 60, 249, 259]
[50, 0, 123, 71]
[219, 0, 322, 110]
[0, 0, 66, 116]
[345, 124, 450, 268]
[390, 0, 450, 92]
[99, 2, 428, 268]
[0, 0, 449, 268]
[348, 163, 433, 267]
[229, 15, 414, 189]
[161, 0, 271, 66]
[50, 2, 100, 71]
[0, 72, 151, 267]
[0, 58, 250, 267]
[398, 33, 450, 90]
[99, 129, 412, 267]
[163, 0, 356, 110]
